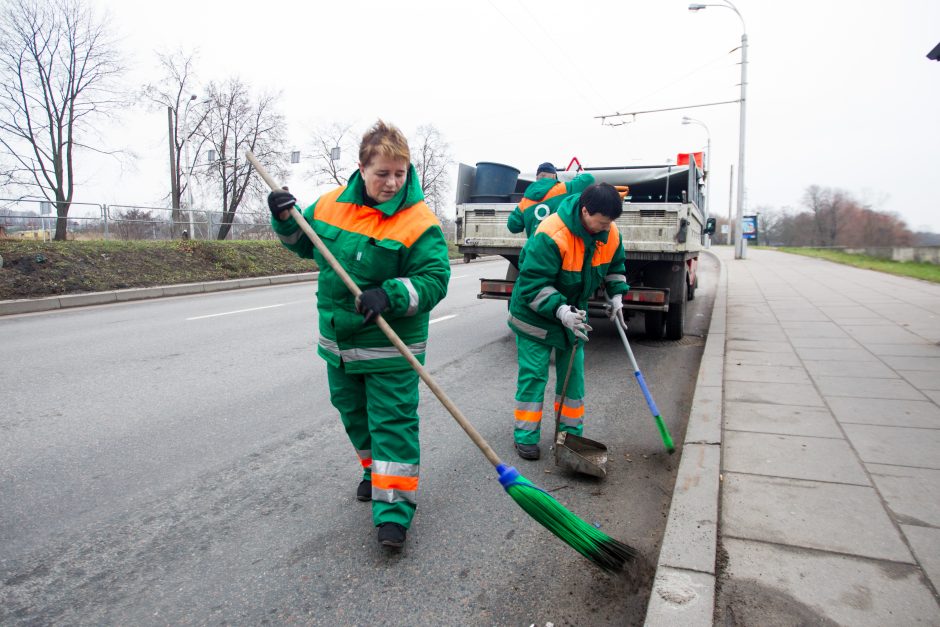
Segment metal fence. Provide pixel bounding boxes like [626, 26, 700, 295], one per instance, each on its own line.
[0, 198, 276, 241]
[1, 197, 458, 242]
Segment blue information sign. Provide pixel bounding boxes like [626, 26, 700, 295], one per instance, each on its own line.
[742, 215, 758, 241]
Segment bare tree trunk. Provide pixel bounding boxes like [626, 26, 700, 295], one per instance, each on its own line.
[0, 0, 124, 240]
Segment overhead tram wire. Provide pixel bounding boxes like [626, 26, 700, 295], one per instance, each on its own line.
[612, 49, 739, 114]
[484, 0, 611, 114]
[511, 0, 617, 114]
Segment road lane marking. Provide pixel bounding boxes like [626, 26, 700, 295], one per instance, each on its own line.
[187, 303, 286, 320]
[429, 314, 457, 324]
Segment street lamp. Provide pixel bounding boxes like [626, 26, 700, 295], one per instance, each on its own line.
[681, 116, 711, 247]
[690, 1, 748, 259]
[181, 94, 198, 238]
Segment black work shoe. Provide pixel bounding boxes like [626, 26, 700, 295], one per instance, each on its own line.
[377, 522, 406, 548]
[515, 442, 541, 460]
[357, 479, 372, 502]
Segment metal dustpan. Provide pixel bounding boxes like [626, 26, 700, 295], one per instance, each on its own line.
[553, 342, 608, 478]
[555, 431, 608, 478]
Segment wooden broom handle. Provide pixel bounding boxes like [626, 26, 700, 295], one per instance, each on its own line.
[245, 151, 502, 467]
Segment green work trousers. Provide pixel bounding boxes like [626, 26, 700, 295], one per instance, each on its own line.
[327, 363, 420, 529]
[513, 334, 585, 446]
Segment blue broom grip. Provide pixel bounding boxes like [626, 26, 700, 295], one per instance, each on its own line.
[496, 464, 520, 488]
[635, 371, 661, 416]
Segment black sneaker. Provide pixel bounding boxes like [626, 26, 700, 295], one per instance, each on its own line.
[357, 479, 372, 502]
[515, 442, 540, 460]
[377, 522, 406, 548]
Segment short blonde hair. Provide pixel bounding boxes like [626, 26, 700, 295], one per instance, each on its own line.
[359, 119, 410, 167]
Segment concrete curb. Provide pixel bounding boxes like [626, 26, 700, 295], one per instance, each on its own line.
[0, 256, 485, 317]
[644, 251, 726, 626]
[0, 272, 319, 316]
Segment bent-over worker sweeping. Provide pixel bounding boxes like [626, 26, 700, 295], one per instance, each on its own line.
[507, 182, 630, 460]
[267, 120, 450, 549]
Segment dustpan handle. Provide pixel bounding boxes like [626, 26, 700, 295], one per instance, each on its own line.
[555, 341, 579, 439]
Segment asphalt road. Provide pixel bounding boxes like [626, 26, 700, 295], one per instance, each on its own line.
[0, 253, 718, 626]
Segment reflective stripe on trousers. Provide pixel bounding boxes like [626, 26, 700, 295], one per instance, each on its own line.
[554, 395, 585, 429]
[327, 364, 421, 528]
[512, 334, 585, 445]
[514, 400, 543, 432]
[371, 460, 419, 504]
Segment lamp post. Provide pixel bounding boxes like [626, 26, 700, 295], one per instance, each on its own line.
[681, 116, 711, 247]
[180, 94, 198, 238]
[689, 1, 747, 259]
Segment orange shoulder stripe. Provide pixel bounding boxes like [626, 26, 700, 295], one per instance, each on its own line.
[592, 223, 621, 266]
[541, 182, 568, 201]
[538, 213, 585, 272]
[518, 182, 567, 210]
[315, 188, 440, 247]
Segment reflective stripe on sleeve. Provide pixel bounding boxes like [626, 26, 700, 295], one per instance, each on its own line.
[605, 274, 626, 283]
[396, 277, 419, 316]
[508, 315, 548, 340]
[529, 286, 559, 312]
[277, 229, 303, 246]
[371, 460, 419, 504]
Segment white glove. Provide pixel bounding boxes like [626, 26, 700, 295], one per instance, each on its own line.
[604, 293, 623, 321]
[555, 305, 592, 342]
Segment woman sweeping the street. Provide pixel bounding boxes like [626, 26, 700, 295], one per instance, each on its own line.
[267, 120, 451, 549]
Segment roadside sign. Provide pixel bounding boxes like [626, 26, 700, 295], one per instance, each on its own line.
[742, 215, 758, 241]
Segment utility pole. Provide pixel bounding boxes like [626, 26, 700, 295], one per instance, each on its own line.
[727, 164, 733, 246]
[168, 106, 181, 239]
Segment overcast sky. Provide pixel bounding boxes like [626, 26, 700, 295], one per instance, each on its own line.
[74, 0, 940, 233]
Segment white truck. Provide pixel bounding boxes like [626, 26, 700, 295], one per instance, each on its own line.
[454, 159, 716, 340]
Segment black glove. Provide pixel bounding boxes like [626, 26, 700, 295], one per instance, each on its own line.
[267, 191, 296, 220]
[356, 288, 390, 325]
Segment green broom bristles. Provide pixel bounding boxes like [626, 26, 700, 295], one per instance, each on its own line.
[497, 464, 638, 573]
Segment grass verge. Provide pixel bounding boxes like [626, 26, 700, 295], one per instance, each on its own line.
[1, 239, 464, 300]
[775, 247, 940, 284]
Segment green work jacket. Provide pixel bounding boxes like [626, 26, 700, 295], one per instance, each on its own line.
[272, 166, 450, 373]
[508, 193, 629, 350]
[507, 172, 595, 237]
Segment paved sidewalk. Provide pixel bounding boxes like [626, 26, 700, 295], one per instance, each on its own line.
[647, 246, 940, 626]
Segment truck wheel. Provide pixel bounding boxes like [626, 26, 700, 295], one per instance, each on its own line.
[463, 253, 474, 264]
[644, 311, 666, 340]
[666, 281, 687, 340]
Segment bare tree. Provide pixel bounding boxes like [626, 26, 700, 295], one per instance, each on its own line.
[198, 78, 287, 240]
[305, 121, 358, 186]
[411, 124, 453, 218]
[0, 0, 124, 240]
[141, 49, 208, 238]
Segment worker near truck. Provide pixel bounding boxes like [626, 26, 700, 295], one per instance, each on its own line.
[506, 162, 596, 238]
[507, 182, 630, 460]
[267, 120, 451, 549]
